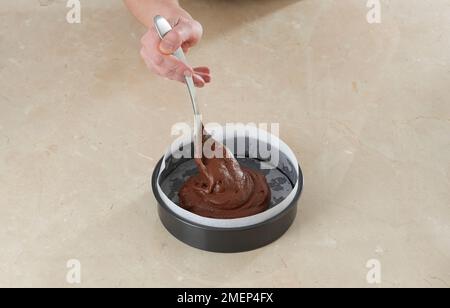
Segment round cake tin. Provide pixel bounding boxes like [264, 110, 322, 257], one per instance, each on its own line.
[151, 126, 303, 253]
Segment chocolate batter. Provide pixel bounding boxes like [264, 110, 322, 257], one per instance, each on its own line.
[179, 130, 271, 219]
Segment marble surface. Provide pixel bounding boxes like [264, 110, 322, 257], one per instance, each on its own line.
[0, 0, 449, 287]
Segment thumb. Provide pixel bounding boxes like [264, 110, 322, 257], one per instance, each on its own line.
[159, 17, 202, 54]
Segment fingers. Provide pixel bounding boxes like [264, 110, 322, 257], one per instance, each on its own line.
[194, 66, 210, 74]
[140, 21, 210, 87]
[140, 28, 193, 82]
[159, 17, 203, 54]
[194, 67, 211, 86]
[192, 74, 205, 88]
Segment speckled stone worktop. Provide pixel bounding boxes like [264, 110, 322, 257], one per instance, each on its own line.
[0, 0, 449, 287]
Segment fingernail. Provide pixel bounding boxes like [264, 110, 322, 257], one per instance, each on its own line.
[195, 81, 205, 88]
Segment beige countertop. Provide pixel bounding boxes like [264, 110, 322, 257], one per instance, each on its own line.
[0, 0, 449, 287]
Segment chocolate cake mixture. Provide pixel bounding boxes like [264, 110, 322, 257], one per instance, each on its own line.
[179, 130, 271, 219]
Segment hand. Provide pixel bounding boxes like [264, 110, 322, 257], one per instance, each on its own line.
[140, 16, 211, 87]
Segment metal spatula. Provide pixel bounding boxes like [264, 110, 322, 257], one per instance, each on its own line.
[153, 15, 204, 158]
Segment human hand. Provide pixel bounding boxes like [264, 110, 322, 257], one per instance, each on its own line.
[140, 16, 211, 87]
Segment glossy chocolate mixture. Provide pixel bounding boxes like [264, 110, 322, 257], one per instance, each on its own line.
[179, 131, 271, 219]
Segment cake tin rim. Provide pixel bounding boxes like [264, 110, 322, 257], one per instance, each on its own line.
[154, 126, 301, 228]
